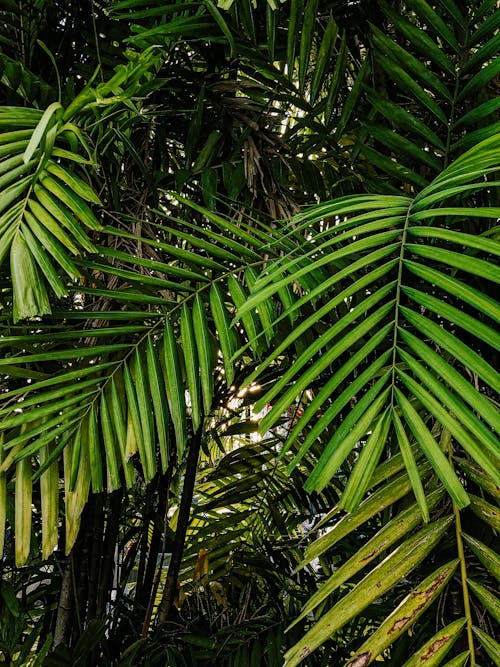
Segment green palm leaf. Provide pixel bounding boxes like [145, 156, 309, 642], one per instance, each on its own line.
[363, 0, 499, 189]
[284, 518, 453, 666]
[242, 134, 500, 507]
[0, 190, 295, 559]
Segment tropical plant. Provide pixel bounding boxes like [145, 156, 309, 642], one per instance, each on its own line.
[0, 0, 499, 665]
[245, 134, 500, 666]
[359, 0, 500, 192]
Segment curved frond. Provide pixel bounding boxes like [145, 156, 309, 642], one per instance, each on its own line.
[0, 194, 301, 558]
[243, 134, 500, 508]
[234, 133, 500, 666]
[361, 0, 500, 190]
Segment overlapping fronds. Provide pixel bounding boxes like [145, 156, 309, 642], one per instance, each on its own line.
[232, 133, 500, 665]
[241, 133, 500, 509]
[108, 0, 363, 204]
[0, 46, 161, 323]
[0, 182, 315, 562]
[3, 132, 497, 662]
[360, 0, 500, 191]
[142, 432, 336, 665]
[283, 456, 499, 666]
[184, 435, 321, 583]
[0, 3, 499, 663]
[0, 103, 101, 321]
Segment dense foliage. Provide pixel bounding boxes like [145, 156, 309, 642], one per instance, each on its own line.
[0, 1, 499, 665]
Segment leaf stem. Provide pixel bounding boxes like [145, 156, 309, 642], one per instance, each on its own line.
[446, 432, 475, 665]
[452, 499, 476, 665]
[390, 203, 412, 407]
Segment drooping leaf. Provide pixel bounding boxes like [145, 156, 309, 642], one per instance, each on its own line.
[285, 518, 452, 666]
[163, 320, 187, 458]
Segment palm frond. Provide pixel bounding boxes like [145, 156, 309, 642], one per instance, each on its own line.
[283, 453, 499, 665]
[0, 190, 305, 559]
[231, 133, 500, 666]
[360, 0, 500, 190]
[242, 134, 500, 505]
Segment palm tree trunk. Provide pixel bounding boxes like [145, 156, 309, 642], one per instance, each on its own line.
[156, 427, 202, 625]
[140, 468, 172, 636]
[96, 489, 123, 618]
[54, 558, 73, 647]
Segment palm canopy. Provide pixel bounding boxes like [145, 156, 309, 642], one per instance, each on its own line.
[1, 127, 497, 536]
[243, 135, 500, 503]
[0, 0, 499, 664]
[1, 110, 499, 639]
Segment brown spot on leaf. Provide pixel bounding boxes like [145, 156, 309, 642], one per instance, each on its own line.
[359, 540, 389, 563]
[360, 550, 378, 562]
[423, 570, 448, 597]
[420, 637, 448, 660]
[347, 653, 371, 667]
[389, 616, 411, 634]
[388, 569, 450, 635]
